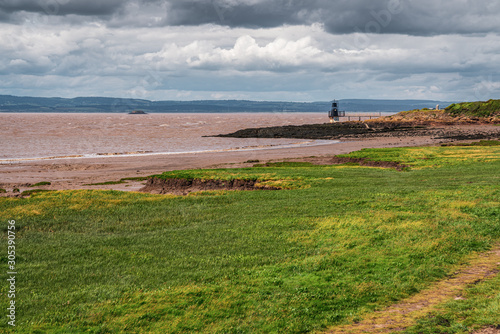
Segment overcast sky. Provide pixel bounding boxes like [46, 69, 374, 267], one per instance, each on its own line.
[1, 0, 499, 101]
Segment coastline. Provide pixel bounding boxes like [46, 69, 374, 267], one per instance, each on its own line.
[0, 139, 337, 164]
[2, 123, 498, 195]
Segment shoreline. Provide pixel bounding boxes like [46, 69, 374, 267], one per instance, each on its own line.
[2, 123, 498, 196]
[0, 139, 337, 164]
[0, 112, 329, 163]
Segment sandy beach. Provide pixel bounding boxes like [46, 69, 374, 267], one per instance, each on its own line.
[2, 122, 498, 195]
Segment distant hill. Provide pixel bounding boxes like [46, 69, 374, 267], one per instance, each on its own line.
[0, 95, 454, 113]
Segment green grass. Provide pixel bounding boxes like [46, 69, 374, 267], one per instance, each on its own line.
[1, 144, 499, 333]
[152, 169, 262, 181]
[84, 177, 149, 186]
[445, 99, 500, 117]
[120, 176, 149, 181]
[84, 180, 127, 186]
[336, 144, 499, 170]
[253, 161, 315, 168]
[20, 189, 53, 196]
[30, 181, 51, 187]
[0, 188, 6, 194]
[445, 140, 500, 147]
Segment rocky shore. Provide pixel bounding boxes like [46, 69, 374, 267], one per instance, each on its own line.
[215, 121, 500, 141]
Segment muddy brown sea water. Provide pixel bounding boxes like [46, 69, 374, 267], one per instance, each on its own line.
[0, 112, 329, 160]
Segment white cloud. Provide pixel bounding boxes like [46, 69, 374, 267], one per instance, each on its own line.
[184, 35, 324, 71]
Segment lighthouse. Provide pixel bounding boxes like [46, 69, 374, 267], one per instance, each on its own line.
[328, 100, 345, 123]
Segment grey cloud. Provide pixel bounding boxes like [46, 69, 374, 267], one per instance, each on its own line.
[338, 1, 500, 36]
[2, 0, 500, 36]
[164, 0, 500, 36]
[165, 0, 307, 28]
[0, 0, 124, 17]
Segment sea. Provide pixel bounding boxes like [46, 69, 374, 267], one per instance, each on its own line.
[0, 112, 354, 163]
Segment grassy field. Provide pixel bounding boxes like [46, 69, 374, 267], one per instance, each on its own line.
[1, 143, 499, 333]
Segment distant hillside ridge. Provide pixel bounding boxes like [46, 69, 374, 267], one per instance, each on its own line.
[0, 94, 453, 113]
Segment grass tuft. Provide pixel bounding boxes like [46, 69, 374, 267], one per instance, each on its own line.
[31, 181, 51, 187]
[20, 189, 54, 196]
[84, 180, 127, 186]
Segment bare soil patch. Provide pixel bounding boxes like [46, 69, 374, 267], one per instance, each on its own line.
[473, 328, 500, 334]
[140, 177, 279, 195]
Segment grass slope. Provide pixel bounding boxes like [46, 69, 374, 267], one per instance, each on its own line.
[445, 99, 500, 118]
[383, 99, 500, 123]
[1, 144, 499, 333]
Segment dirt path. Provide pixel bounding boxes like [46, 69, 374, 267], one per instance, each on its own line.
[325, 245, 500, 333]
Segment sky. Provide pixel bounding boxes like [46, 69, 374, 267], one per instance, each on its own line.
[1, 0, 499, 102]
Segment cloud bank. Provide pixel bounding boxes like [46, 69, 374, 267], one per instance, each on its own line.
[0, 0, 499, 101]
[3, 0, 500, 35]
